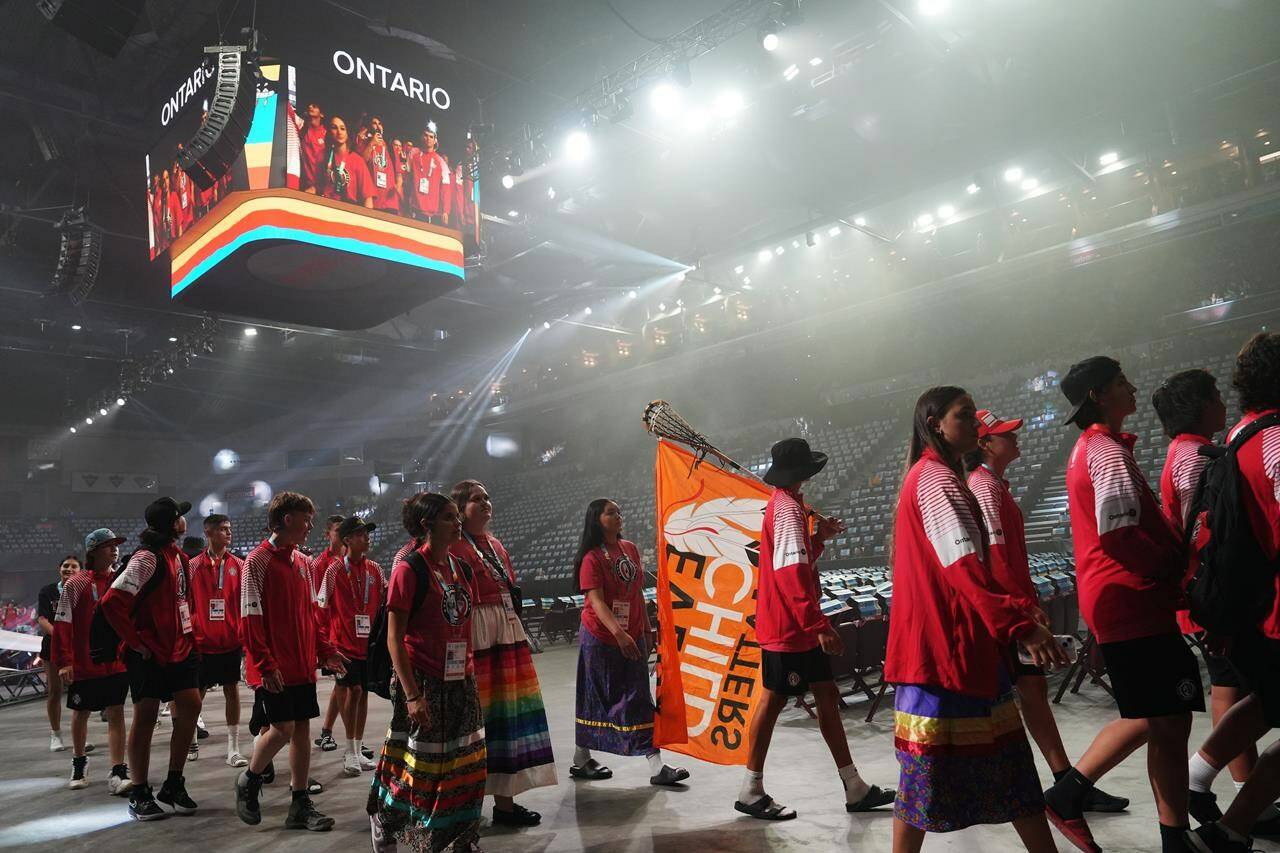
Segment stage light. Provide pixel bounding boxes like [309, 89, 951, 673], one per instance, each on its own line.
[547, 186, 557, 200]
[757, 249, 772, 262]
[1021, 177, 1039, 191]
[507, 209, 521, 218]
[713, 90, 745, 119]
[628, 290, 638, 299]
[918, 0, 950, 15]
[564, 130, 591, 162]
[791, 240, 800, 249]
[1099, 151, 1119, 166]
[584, 306, 593, 315]
[683, 109, 709, 135]
[713, 286, 722, 295]
[854, 216, 867, 227]
[98, 407, 107, 416]
[501, 174, 515, 189]
[199, 493, 225, 517]
[650, 83, 682, 117]
[743, 277, 751, 285]
[168, 336, 177, 342]
[966, 182, 980, 195]
[68, 426, 76, 434]
[760, 26, 779, 51]
[937, 204, 956, 219]
[916, 213, 934, 229]
[658, 302, 667, 312]
[243, 327, 258, 337]
[1004, 167, 1023, 183]
[783, 64, 799, 82]
[809, 57, 823, 66]
[251, 480, 273, 507]
[85, 417, 93, 425]
[116, 397, 126, 406]
[826, 226, 841, 238]
[734, 264, 745, 274]
[167, 367, 174, 374]
[70, 324, 81, 331]
[543, 321, 551, 329]
[213, 449, 240, 472]
[774, 246, 785, 255]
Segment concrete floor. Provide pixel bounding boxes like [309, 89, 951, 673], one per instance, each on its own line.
[0, 643, 1277, 853]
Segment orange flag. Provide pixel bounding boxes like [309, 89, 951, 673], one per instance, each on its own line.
[653, 440, 772, 765]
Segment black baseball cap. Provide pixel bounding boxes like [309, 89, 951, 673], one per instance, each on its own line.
[144, 496, 192, 532]
[338, 516, 377, 540]
[1060, 356, 1122, 426]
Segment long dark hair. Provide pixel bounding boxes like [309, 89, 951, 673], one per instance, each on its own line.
[907, 386, 969, 474]
[574, 498, 614, 588]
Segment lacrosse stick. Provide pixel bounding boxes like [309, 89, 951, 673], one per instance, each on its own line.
[642, 400, 842, 530]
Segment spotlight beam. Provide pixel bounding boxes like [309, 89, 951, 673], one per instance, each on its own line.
[837, 218, 894, 244]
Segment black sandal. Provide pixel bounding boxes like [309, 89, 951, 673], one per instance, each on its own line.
[735, 795, 797, 821]
[492, 803, 542, 826]
[649, 765, 690, 786]
[846, 785, 895, 812]
[569, 758, 613, 780]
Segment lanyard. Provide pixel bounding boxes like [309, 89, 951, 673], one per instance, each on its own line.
[462, 532, 508, 583]
[344, 556, 373, 606]
[90, 577, 100, 602]
[423, 549, 463, 596]
[206, 551, 227, 590]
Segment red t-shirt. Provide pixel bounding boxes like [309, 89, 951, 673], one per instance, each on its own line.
[1066, 424, 1182, 643]
[408, 149, 451, 216]
[450, 532, 516, 608]
[756, 487, 828, 652]
[1228, 410, 1280, 639]
[188, 549, 244, 654]
[578, 539, 648, 645]
[387, 541, 475, 679]
[166, 191, 183, 238]
[176, 172, 195, 229]
[1160, 433, 1212, 633]
[967, 465, 1039, 610]
[319, 556, 385, 662]
[363, 139, 401, 212]
[298, 121, 328, 192]
[320, 149, 374, 205]
[53, 570, 125, 680]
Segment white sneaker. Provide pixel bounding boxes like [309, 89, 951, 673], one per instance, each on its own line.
[68, 758, 88, 789]
[187, 742, 198, 761]
[359, 753, 377, 771]
[107, 768, 132, 796]
[49, 732, 66, 752]
[342, 752, 362, 777]
[160, 705, 171, 717]
[226, 751, 248, 768]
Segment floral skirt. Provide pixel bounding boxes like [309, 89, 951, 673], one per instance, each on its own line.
[893, 680, 1043, 832]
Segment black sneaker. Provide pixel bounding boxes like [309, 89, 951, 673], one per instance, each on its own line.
[1186, 823, 1252, 853]
[284, 795, 335, 831]
[129, 786, 168, 822]
[261, 761, 275, 784]
[493, 802, 542, 826]
[316, 731, 338, 752]
[1189, 790, 1224, 826]
[157, 776, 197, 815]
[361, 745, 375, 760]
[234, 770, 263, 826]
[195, 723, 209, 741]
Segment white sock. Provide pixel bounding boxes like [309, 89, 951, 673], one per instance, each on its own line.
[574, 746, 591, 766]
[839, 763, 870, 803]
[355, 739, 363, 757]
[348, 738, 359, 757]
[1189, 751, 1222, 794]
[229, 727, 239, 754]
[646, 750, 665, 775]
[739, 769, 765, 803]
[197, 714, 206, 728]
[1235, 779, 1247, 793]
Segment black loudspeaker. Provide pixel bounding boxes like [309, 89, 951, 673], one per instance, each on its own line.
[36, 0, 143, 57]
[48, 213, 103, 306]
[177, 46, 258, 191]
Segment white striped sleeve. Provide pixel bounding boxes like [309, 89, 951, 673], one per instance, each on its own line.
[53, 576, 79, 623]
[1264, 428, 1280, 508]
[1087, 434, 1142, 534]
[918, 462, 983, 568]
[770, 497, 810, 570]
[968, 471, 1006, 546]
[1170, 441, 1209, 529]
[111, 550, 156, 596]
[240, 551, 268, 618]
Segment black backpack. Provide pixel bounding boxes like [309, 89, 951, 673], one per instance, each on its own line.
[1185, 412, 1280, 635]
[88, 546, 188, 664]
[366, 550, 474, 700]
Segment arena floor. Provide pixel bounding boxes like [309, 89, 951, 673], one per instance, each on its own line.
[0, 642, 1274, 853]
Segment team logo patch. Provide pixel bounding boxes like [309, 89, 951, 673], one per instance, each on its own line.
[612, 554, 638, 585]
[787, 672, 802, 688]
[70, 692, 81, 706]
[1176, 678, 1198, 701]
[441, 583, 472, 626]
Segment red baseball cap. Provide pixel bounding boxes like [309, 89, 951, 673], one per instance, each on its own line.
[977, 409, 1023, 438]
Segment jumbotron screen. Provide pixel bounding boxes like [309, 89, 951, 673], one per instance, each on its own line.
[145, 5, 481, 265]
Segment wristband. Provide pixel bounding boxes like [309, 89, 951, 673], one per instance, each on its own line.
[404, 693, 423, 703]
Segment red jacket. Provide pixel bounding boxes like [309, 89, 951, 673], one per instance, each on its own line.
[1160, 433, 1212, 633]
[308, 547, 343, 600]
[189, 549, 244, 654]
[240, 538, 335, 688]
[755, 486, 828, 653]
[1066, 424, 1182, 643]
[967, 465, 1039, 611]
[886, 449, 1038, 699]
[53, 570, 125, 680]
[1227, 410, 1280, 639]
[318, 555, 385, 662]
[100, 542, 198, 665]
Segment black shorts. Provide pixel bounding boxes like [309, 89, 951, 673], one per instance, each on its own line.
[199, 649, 243, 689]
[761, 647, 834, 697]
[1008, 642, 1045, 679]
[1226, 632, 1280, 726]
[334, 657, 367, 689]
[1205, 650, 1243, 689]
[66, 672, 129, 711]
[125, 649, 200, 704]
[1100, 633, 1205, 719]
[249, 683, 320, 735]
